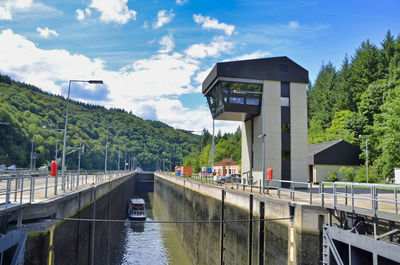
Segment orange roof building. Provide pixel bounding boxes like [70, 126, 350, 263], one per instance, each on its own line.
[213, 158, 240, 177]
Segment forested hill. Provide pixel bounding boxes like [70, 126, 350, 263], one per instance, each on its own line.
[0, 74, 199, 171]
[308, 31, 400, 181]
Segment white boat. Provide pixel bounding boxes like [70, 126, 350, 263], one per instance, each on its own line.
[128, 198, 146, 220]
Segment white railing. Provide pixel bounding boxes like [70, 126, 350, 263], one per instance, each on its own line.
[0, 170, 132, 210]
[161, 171, 400, 216]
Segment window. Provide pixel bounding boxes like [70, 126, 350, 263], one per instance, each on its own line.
[281, 82, 289, 97]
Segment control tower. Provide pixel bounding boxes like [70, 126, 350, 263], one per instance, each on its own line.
[202, 56, 309, 185]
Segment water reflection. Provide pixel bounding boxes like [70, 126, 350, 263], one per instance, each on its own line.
[121, 219, 168, 264]
[119, 193, 192, 265]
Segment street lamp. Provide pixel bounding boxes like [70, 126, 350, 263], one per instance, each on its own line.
[61, 79, 103, 190]
[104, 126, 121, 175]
[188, 130, 204, 179]
[30, 135, 40, 170]
[43, 124, 64, 162]
[359, 134, 369, 183]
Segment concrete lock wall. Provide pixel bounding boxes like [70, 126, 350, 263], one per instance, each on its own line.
[155, 173, 327, 265]
[23, 174, 139, 265]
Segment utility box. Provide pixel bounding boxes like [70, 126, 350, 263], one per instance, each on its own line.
[266, 168, 273, 180]
[51, 160, 58, 177]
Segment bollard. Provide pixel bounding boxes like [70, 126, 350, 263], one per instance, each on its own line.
[309, 182, 313, 204]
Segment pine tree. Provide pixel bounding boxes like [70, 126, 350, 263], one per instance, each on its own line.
[307, 62, 337, 128]
[349, 40, 381, 107]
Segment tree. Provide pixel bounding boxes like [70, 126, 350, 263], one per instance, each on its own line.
[348, 40, 381, 107]
[307, 62, 337, 127]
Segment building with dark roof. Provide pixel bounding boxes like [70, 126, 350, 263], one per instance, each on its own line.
[202, 56, 309, 184]
[308, 140, 363, 183]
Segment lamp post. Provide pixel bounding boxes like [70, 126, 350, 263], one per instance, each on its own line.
[104, 127, 111, 175]
[30, 135, 37, 170]
[61, 80, 103, 190]
[188, 130, 204, 179]
[104, 126, 121, 175]
[43, 124, 64, 162]
[359, 134, 369, 183]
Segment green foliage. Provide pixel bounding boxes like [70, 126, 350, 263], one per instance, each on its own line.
[183, 127, 241, 172]
[339, 166, 356, 182]
[0, 75, 199, 171]
[327, 171, 338, 182]
[308, 31, 400, 182]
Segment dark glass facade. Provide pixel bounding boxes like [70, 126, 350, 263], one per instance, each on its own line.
[205, 81, 263, 121]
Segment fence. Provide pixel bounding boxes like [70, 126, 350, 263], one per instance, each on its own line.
[161, 171, 400, 216]
[0, 170, 129, 209]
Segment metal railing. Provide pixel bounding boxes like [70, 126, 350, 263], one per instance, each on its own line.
[0, 170, 131, 210]
[161, 172, 400, 216]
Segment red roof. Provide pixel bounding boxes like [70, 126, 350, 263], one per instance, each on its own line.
[214, 158, 239, 166]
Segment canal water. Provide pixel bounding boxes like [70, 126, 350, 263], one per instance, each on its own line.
[119, 193, 192, 265]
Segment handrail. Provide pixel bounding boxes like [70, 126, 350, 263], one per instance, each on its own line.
[161, 172, 400, 216]
[0, 170, 132, 210]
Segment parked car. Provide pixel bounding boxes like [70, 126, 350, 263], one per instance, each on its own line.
[217, 174, 241, 184]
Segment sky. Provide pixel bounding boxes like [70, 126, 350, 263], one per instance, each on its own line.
[0, 0, 399, 134]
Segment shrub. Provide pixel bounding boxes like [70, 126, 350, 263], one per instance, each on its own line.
[339, 166, 356, 182]
[327, 170, 339, 182]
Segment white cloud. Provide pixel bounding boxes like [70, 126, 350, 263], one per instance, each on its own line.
[88, 0, 137, 24]
[288, 21, 300, 29]
[176, 0, 187, 5]
[142, 21, 149, 29]
[185, 36, 234, 59]
[262, 21, 328, 37]
[76, 8, 91, 21]
[0, 0, 33, 20]
[153, 9, 175, 29]
[193, 14, 235, 36]
[0, 29, 240, 133]
[158, 35, 175, 54]
[76, 9, 85, 20]
[231, 50, 271, 61]
[36, 27, 58, 38]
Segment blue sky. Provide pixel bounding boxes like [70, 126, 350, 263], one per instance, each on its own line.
[0, 0, 399, 133]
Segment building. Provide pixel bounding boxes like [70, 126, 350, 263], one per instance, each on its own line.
[213, 158, 240, 177]
[308, 140, 362, 183]
[202, 56, 309, 185]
